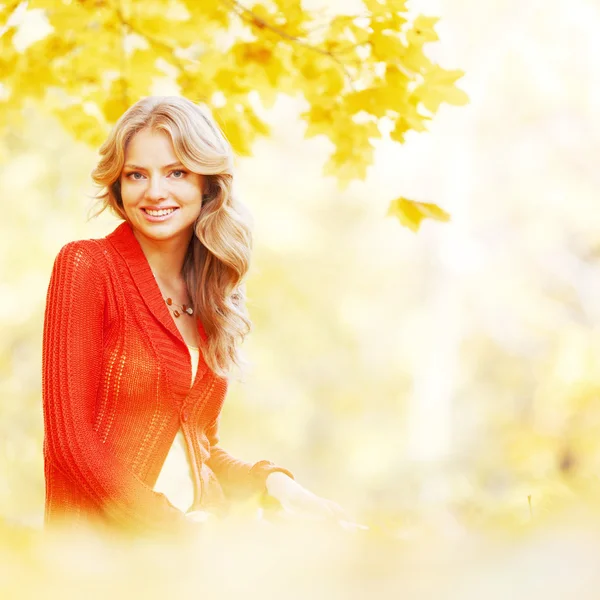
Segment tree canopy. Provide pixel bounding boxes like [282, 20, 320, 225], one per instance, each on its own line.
[0, 0, 467, 229]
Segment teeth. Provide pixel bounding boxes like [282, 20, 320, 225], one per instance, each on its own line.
[145, 208, 176, 217]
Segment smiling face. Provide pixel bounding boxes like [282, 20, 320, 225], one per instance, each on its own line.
[119, 127, 206, 247]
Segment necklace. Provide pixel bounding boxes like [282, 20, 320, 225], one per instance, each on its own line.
[165, 297, 194, 318]
[149, 269, 194, 318]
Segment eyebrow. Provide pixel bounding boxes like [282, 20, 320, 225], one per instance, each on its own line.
[123, 162, 184, 170]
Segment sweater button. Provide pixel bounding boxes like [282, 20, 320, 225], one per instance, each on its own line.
[181, 408, 189, 422]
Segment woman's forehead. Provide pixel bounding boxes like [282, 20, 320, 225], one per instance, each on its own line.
[124, 128, 178, 164]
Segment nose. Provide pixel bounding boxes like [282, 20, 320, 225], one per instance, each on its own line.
[145, 176, 167, 202]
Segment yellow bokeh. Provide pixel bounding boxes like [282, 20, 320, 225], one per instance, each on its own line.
[1, 0, 599, 596]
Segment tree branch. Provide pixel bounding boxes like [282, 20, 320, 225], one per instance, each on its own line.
[221, 0, 357, 88]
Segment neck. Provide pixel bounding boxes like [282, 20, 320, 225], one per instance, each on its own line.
[132, 228, 192, 285]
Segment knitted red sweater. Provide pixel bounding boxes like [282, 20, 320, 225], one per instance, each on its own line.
[42, 221, 292, 534]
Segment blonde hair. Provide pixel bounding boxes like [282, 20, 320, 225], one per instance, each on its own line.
[90, 96, 252, 379]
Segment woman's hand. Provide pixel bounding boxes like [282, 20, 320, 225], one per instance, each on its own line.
[265, 472, 366, 529]
[186, 509, 216, 524]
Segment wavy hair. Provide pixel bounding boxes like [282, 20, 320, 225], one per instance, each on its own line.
[90, 96, 252, 379]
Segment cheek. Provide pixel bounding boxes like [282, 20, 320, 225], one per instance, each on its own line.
[120, 180, 143, 204]
[187, 173, 206, 193]
[180, 180, 204, 201]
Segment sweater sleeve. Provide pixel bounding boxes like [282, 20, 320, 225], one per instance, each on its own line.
[42, 241, 189, 535]
[205, 416, 294, 500]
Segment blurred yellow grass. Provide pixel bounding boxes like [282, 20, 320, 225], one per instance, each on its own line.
[3, 504, 600, 600]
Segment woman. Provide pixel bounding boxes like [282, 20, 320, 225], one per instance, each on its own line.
[42, 96, 347, 536]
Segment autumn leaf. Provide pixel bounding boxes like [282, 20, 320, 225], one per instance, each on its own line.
[414, 65, 469, 113]
[406, 15, 440, 46]
[386, 197, 451, 231]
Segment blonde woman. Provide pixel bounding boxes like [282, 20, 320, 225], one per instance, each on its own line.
[42, 96, 348, 536]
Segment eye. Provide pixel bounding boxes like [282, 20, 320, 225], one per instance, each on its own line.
[126, 172, 145, 180]
[171, 169, 187, 179]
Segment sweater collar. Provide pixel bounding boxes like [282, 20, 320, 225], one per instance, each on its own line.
[106, 221, 207, 349]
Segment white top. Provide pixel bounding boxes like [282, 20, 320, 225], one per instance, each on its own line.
[153, 345, 199, 512]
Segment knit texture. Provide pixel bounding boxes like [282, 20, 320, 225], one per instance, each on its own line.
[42, 221, 293, 535]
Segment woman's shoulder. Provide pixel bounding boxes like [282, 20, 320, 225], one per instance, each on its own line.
[54, 236, 108, 263]
[51, 233, 115, 283]
[55, 221, 129, 258]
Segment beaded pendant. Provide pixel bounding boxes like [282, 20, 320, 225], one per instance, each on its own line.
[165, 297, 194, 318]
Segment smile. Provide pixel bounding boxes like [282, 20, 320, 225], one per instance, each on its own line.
[142, 208, 179, 222]
[143, 207, 178, 217]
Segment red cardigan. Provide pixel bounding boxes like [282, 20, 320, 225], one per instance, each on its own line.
[42, 221, 292, 534]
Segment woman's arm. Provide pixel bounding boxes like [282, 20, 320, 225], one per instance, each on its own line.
[204, 417, 356, 524]
[204, 415, 294, 500]
[264, 471, 356, 524]
[43, 241, 189, 534]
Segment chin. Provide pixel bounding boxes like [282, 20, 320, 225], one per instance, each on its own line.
[136, 221, 196, 242]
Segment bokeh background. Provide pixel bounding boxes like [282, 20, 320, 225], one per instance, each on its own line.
[2, 0, 600, 597]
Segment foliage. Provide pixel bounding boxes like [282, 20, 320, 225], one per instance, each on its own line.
[0, 0, 467, 229]
[387, 196, 450, 231]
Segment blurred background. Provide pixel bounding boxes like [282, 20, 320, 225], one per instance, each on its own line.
[2, 0, 600, 597]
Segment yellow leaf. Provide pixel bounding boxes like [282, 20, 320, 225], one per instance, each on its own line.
[181, 0, 229, 28]
[177, 70, 215, 104]
[390, 97, 430, 140]
[370, 30, 405, 61]
[213, 99, 269, 156]
[101, 77, 130, 123]
[51, 105, 108, 147]
[0, 28, 18, 80]
[363, 0, 408, 14]
[386, 197, 450, 231]
[128, 48, 161, 94]
[415, 65, 469, 113]
[324, 124, 378, 189]
[406, 15, 439, 46]
[401, 44, 431, 73]
[389, 118, 409, 143]
[323, 149, 371, 189]
[302, 99, 341, 139]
